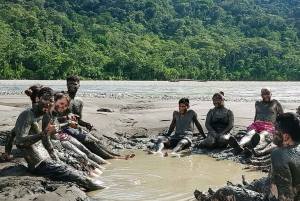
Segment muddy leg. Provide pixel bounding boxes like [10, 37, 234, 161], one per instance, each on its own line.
[170, 139, 189, 154]
[201, 133, 217, 148]
[148, 136, 170, 154]
[217, 133, 230, 148]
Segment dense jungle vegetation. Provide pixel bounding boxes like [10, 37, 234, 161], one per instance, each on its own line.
[1, 0, 300, 80]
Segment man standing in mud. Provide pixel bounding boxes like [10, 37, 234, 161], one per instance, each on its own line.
[229, 87, 283, 154]
[15, 87, 105, 191]
[149, 98, 205, 156]
[194, 113, 300, 201]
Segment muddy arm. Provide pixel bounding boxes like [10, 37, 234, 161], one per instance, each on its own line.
[166, 111, 176, 136]
[193, 112, 205, 138]
[218, 109, 234, 135]
[205, 109, 217, 136]
[15, 111, 45, 148]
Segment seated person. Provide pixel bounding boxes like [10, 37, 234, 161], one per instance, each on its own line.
[201, 92, 234, 148]
[15, 87, 105, 191]
[229, 87, 283, 154]
[58, 74, 134, 160]
[194, 113, 300, 201]
[149, 98, 205, 156]
[42, 91, 105, 176]
[1, 84, 43, 162]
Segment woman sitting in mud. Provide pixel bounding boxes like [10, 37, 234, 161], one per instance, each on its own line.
[201, 92, 234, 148]
[194, 113, 300, 201]
[1, 84, 43, 162]
[42, 91, 106, 177]
[148, 98, 205, 156]
[57, 74, 135, 160]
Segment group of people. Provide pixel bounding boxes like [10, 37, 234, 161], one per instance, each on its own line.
[2, 78, 300, 200]
[149, 87, 282, 157]
[149, 87, 300, 200]
[1, 75, 134, 191]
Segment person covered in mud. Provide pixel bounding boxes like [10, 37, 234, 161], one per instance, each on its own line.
[42, 91, 105, 177]
[194, 113, 300, 201]
[1, 84, 43, 162]
[149, 98, 205, 156]
[229, 87, 283, 154]
[15, 87, 105, 191]
[57, 74, 135, 160]
[201, 92, 234, 148]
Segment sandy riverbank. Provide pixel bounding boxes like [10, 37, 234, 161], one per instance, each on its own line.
[0, 95, 298, 200]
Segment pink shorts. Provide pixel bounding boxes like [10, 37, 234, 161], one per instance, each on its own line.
[247, 122, 275, 133]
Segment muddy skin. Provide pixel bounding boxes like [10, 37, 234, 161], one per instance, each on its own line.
[194, 177, 270, 201]
[229, 99, 283, 153]
[202, 106, 234, 148]
[58, 80, 127, 160]
[150, 109, 204, 154]
[252, 142, 277, 157]
[15, 101, 105, 191]
[267, 145, 300, 200]
[43, 112, 107, 165]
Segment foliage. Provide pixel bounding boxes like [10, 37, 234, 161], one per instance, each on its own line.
[0, 0, 300, 80]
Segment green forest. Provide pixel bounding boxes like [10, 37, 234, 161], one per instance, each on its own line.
[1, 0, 300, 81]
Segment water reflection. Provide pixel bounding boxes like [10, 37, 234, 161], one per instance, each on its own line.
[88, 150, 266, 201]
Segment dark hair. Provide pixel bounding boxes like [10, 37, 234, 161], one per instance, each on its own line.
[37, 87, 54, 99]
[212, 91, 224, 100]
[54, 91, 70, 105]
[179, 98, 189, 106]
[276, 113, 300, 142]
[67, 74, 80, 83]
[24, 84, 43, 104]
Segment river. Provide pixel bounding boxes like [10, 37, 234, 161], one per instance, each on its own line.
[0, 80, 299, 102]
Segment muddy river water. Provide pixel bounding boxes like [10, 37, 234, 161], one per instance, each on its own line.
[88, 150, 266, 201]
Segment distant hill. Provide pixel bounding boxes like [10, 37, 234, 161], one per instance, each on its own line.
[0, 0, 300, 80]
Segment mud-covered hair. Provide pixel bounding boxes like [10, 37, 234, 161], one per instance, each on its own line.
[179, 98, 189, 106]
[212, 91, 225, 100]
[276, 113, 300, 142]
[67, 74, 80, 83]
[24, 84, 43, 104]
[37, 87, 54, 99]
[54, 91, 70, 105]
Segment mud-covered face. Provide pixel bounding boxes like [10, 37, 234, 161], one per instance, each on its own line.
[273, 123, 284, 146]
[54, 97, 69, 114]
[67, 81, 80, 94]
[179, 103, 189, 115]
[212, 97, 224, 108]
[261, 91, 272, 102]
[38, 97, 54, 114]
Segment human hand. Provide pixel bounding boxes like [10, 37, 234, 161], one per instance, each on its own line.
[68, 113, 78, 121]
[69, 121, 78, 129]
[86, 123, 93, 131]
[45, 120, 58, 136]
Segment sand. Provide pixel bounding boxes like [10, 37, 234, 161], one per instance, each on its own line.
[0, 95, 298, 200]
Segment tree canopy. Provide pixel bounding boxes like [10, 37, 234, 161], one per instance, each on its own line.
[1, 0, 300, 81]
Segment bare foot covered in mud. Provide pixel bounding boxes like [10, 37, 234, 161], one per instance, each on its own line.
[0, 153, 13, 163]
[148, 150, 157, 155]
[125, 153, 136, 160]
